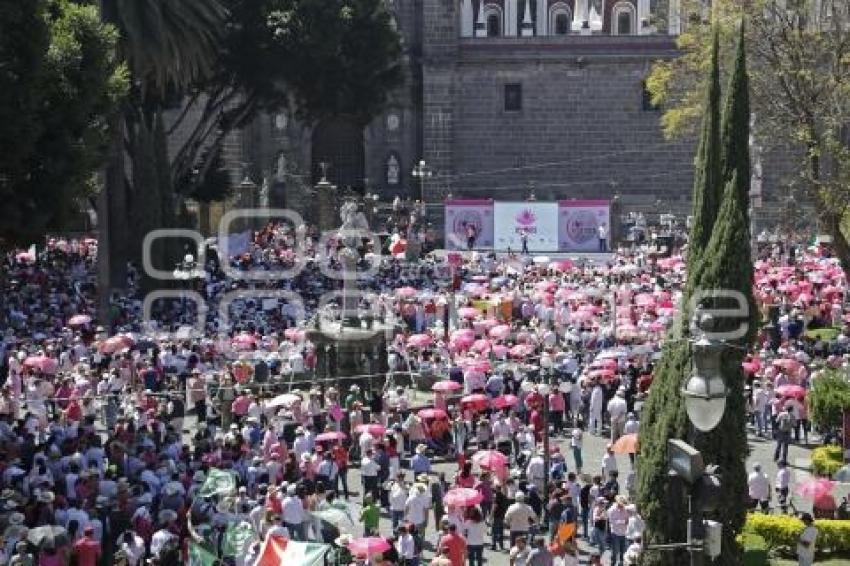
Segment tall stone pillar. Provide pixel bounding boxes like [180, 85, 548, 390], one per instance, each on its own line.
[506, 0, 518, 35]
[461, 0, 474, 37]
[536, 0, 548, 36]
[521, 0, 534, 36]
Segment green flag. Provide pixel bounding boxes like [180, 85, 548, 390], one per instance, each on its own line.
[198, 468, 236, 498]
[188, 542, 218, 566]
[222, 521, 256, 557]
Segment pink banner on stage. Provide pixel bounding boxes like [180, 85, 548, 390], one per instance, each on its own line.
[558, 200, 611, 252]
[444, 199, 494, 250]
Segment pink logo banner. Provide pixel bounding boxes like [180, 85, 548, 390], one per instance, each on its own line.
[558, 200, 611, 252]
[444, 199, 494, 250]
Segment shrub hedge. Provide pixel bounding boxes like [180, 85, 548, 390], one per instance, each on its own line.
[742, 513, 850, 554]
[811, 445, 844, 477]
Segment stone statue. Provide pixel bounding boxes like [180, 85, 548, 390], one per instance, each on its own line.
[387, 154, 400, 185]
[339, 200, 370, 250]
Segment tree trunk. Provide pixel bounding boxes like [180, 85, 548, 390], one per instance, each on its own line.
[97, 112, 129, 323]
[807, 144, 850, 278]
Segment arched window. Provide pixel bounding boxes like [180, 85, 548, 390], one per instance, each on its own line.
[611, 2, 636, 35]
[483, 4, 503, 36]
[548, 3, 572, 35]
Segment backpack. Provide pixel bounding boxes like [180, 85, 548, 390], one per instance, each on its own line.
[778, 413, 794, 433]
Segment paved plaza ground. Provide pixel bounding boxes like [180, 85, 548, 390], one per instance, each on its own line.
[329, 421, 845, 565]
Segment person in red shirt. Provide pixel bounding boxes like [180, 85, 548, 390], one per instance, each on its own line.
[437, 523, 467, 566]
[73, 526, 101, 566]
[332, 442, 350, 499]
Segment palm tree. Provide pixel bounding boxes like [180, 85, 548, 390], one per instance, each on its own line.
[96, 0, 226, 315]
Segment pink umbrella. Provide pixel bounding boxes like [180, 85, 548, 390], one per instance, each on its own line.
[535, 281, 556, 292]
[99, 335, 134, 354]
[591, 359, 617, 369]
[231, 333, 257, 350]
[491, 394, 519, 409]
[68, 314, 92, 327]
[634, 294, 656, 307]
[444, 488, 484, 507]
[489, 324, 511, 340]
[23, 355, 58, 374]
[419, 408, 448, 420]
[549, 260, 574, 272]
[492, 345, 509, 359]
[354, 424, 387, 437]
[348, 537, 392, 557]
[395, 286, 417, 299]
[407, 334, 433, 348]
[647, 321, 666, 332]
[776, 385, 807, 399]
[458, 307, 480, 320]
[589, 368, 615, 380]
[472, 450, 509, 469]
[471, 339, 491, 353]
[460, 394, 490, 411]
[795, 478, 835, 500]
[509, 344, 534, 358]
[315, 431, 347, 442]
[742, 362, 759, 375]
[432, 380, 462, 392]
[283, 328, 305, 342]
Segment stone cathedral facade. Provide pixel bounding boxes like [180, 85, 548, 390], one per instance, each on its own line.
[235, 0, 785, 226]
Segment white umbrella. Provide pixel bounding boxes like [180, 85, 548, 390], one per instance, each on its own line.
[266, 393, 301, 409]
[532, 256, 551, 265]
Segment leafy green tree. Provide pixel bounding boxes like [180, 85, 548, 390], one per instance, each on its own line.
[646, 0, 850, 277]
[169, 0, 403, 192]
[0, 0, 50, 205]
[0, 0, 126, 247]
[808, 370, 850, 431]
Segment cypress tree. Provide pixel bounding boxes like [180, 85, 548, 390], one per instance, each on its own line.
[687, 172, 756, 566]
[636, 25, 724, 566]
[636, 22, 754, 566]
[687, 26, 723, 276]
[684, 26, 756, 566]
[720, 22, 751, 211]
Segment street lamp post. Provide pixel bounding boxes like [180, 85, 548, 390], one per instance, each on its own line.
[680, 313, 728, 566]
[537, 381, 552, 505]
[411, 159, 432, 204]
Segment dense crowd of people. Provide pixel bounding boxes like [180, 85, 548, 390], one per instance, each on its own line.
[0, 221, 846, 566]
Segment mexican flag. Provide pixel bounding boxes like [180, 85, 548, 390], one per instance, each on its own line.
[188, 542, 218, 566]
[253, 534, 328, 566]
[222, 521, 257, 557]
[198, 468, 237, 498]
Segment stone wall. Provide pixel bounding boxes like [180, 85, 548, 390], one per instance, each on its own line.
[443, 36, 695, 212]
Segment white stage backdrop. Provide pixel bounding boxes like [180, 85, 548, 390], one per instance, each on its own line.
[493, 202, 559, 251]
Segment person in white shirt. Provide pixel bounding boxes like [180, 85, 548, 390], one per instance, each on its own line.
[395, 524, 418, 563]
[119, 531, 146, 566]
[602, 446, 618, 478]
[797, 513, 817, 566]
[775, 460, 791, 513]
[752, 381, 770, 437]
[589, 384, 604, 435]
[360, 449, 380, 504]
[388, 472, 409, 531]
[149, 527, 175, 559]
[747, 463, 771, 512]
[607, 389, 628, 442]
[625, 505, 644, 542]
[404, 482, 431, 534]
[607, 496, 631, 566]
[281, 484, 306, 540]
[526, 450, 546, 494]
[463, 507, 487, 566]
[504, 492, 538, 546]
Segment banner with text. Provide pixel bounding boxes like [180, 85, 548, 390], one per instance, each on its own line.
[558, 200, 611, 252]
[444, 200, 494, 250]
[493, 202, 559, 252]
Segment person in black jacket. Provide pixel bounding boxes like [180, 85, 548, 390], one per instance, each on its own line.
[491, 484, 510, 551]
